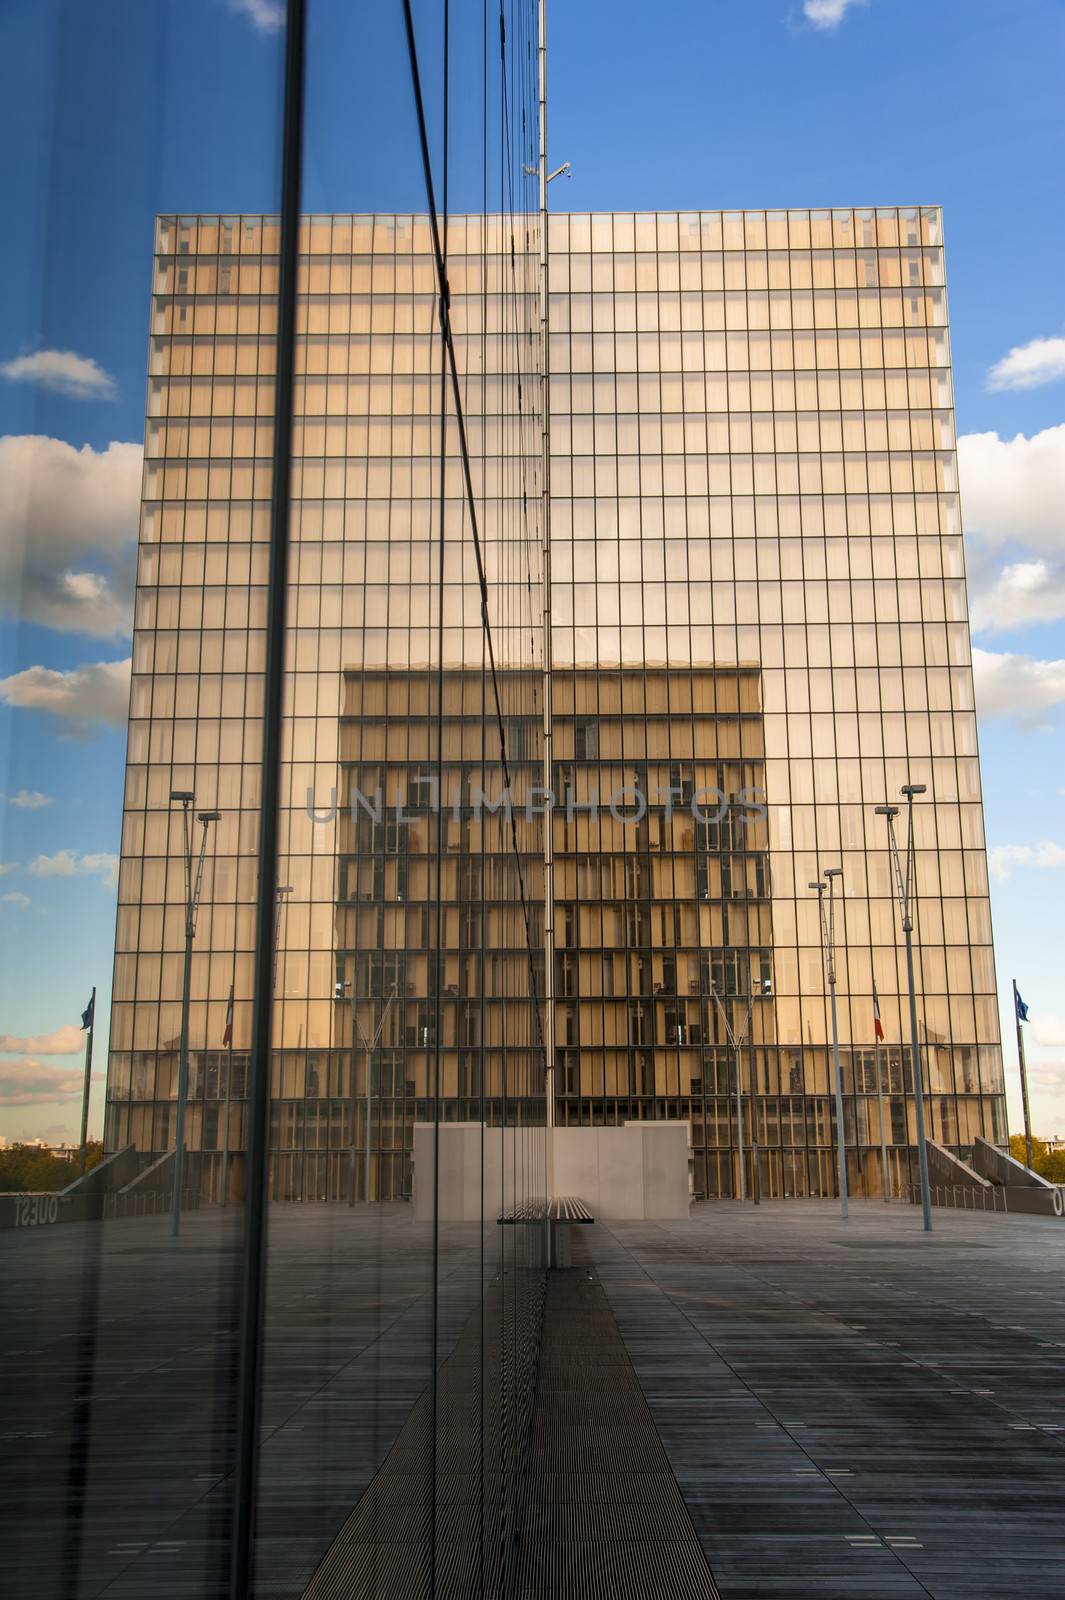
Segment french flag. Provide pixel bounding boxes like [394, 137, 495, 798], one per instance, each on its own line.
[223, 985, 234, 1048]
[873, 982, 884, 1042]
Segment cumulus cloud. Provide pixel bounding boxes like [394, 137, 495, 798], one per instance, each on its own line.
[0, 1024, 85, 1055]
[0, 657, 131, 734]
[1031, 1016, 1065, 1049]
[972, 647, 1065, 726]
[804, 0, 865, 27]
[969, 559, 1065, 635]
[987, 335, 1065, 393]
[1, 349, 116, 400]
[958, 424, 1065, 554]
[27, 849, 119, 890]
[0, 1058, 83, 1106]
[0, 434, 140, 635]
[3, 789, 53, 810]
[988, 841, 1065, 880]
[1, 891, 31, 910]
[228, 0, 284, 32]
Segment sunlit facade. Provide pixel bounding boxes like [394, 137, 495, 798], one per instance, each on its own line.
[105, 207, 1006, 1203]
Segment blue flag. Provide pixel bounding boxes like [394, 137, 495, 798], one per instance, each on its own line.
[81, 993, 95, 1030]
[1015, 989, 1030, 1024]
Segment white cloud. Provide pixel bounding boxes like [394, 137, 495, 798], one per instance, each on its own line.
[988, 841, 1065, 880]
[1031, 1016, 1065, 1048]
[1, 349, 116, 400]
[958, 424, 1065, 554]
[0, 1058, 82, 1106]
[0, 863, 15, 876]
[988, 335, 1065, 393]
[1, 891, 31, 910]
[972, 646, 1065, 726]
[969, 559, 1065, 635]
[227, 0, 284, 32]
[27, 849, 119, 890]
[0, 434, 140, 635]
[804, 0, 865, 27]
[3, 789, 53, 810]
[0, 1024, 85, 1055]
[0, 657, 131, 734]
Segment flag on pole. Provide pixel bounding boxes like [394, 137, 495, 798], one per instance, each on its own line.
[81, 993, 95, 1030]
[1015, 988, 1030, 1024]
[872, 982, 884, 1042]
[222, 985, 234, 1047]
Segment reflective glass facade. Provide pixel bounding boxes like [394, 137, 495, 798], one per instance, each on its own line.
[105, 206, 1003, 1209]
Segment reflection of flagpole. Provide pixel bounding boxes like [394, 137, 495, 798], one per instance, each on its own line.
[79, 987, 96, 1175]
[873, 983, 889, 1202]
[221, 983, 234, 1206]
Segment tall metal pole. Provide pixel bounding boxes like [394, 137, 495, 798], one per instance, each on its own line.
[878, 791, 932, 1232]
[172, 798, 194, 1238]
[903, 919, 932, 1231]
[538, 0, 556, 1198]
[78, 987, 95, 1175]
[170, 800, 218, 1239]
[221, 1018, 233, 1207]
[1013, 978, 1034, 1171]
[748, 1027, 760, 1204]
[811, 877, 847, 1220]
[712, 987, 750, 1202]
[348, 980, 397, 1207]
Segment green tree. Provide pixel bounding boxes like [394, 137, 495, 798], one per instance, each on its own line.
[1009, 1134, 1065, 1182]
[0, 1140, 104, 1193]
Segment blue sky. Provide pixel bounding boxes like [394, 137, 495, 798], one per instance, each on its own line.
[1, 0, 1064, 1143]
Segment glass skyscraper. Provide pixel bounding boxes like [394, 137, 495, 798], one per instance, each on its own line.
[105, 206, 1005, 1205]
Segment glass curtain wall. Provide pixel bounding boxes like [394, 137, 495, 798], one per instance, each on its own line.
[2, 3, 546, 1598]
[547, 208, 1004, 1200]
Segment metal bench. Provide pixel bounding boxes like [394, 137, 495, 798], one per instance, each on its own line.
[497, 1197, 594, 1226]
[497, 1197, 594, 1267]
[547, 1196, 594, 1224]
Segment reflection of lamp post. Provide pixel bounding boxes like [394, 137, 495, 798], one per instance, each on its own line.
[876, 788, 933, 1232]
[273, 885, 293, 987]
[811, 872, 848, 1221]
[338, 975, 398, 1205]
[170, 791, 219, 1239]
[710, 985, 754, 1202]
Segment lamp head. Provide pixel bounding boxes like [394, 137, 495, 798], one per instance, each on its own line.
[824, 866, 843, 880]
[198, 809, 221, 824]
[170, 788, 194, 803]
[901, 783, 927, 798]
[808, 880, 826, 892]
[874, 804, 899, 818]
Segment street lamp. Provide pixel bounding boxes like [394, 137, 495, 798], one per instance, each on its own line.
[710, 985, 754, 1203]
[875, 788, 933, 1233]
[810, 873, 848, 1220]
[170, 791, 220, 1239]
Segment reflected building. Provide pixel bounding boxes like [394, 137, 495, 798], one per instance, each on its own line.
[106, 207, 1006, 1203]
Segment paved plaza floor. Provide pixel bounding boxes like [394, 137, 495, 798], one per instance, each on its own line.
[589, 1201, 1065, 1599]
[3, 1198, 1063, 1598]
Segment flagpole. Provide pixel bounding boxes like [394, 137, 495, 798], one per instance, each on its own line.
[1013, 978, 1034, 1171]
[79, 987, 95, 1175]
